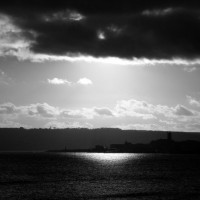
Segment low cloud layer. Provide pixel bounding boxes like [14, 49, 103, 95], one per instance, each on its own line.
[0, 1, 200, 62]
[0, 97, 200, 131]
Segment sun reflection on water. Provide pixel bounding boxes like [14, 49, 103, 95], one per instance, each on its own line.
[74, 153, 141, 164]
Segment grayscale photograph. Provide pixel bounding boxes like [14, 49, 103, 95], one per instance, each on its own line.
[0, 0, 200, 199]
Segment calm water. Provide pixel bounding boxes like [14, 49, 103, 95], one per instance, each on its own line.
[0, 153, 200, 200]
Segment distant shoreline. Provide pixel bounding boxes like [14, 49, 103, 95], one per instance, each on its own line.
[47, 136, 200, 154]
[1, 128, 200, 152]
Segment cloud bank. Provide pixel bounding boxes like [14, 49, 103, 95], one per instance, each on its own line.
[0, 1, 200, 65]
[0, 97, 200, 131]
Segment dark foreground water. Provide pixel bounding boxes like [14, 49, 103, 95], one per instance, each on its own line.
[0, 153, 200, 200]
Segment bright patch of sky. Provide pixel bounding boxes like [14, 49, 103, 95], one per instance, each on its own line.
[0, 56, 200, 131]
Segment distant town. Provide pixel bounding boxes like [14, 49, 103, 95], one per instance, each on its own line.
[48, 132, 200, 154]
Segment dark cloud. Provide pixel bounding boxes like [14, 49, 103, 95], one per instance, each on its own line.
[1, 0, 200, 59]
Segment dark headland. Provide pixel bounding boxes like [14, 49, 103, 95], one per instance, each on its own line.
[1, 128, 200, 153]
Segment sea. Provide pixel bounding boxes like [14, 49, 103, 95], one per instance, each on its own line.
[0, 152, 200, 200]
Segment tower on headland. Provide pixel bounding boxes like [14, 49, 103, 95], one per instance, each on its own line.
[167, 132, 172, 142]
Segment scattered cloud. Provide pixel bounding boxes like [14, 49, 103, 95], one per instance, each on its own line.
[77, 78, 92, 85]
[0, 102, 59, 118]
[27, 103, 60, 118]
[115, 99, 164, 119]
[0, 102, 19, 114]
[115, 99, 198, 119]
[0, 14, 31, 58]
[42, 9, 85, 22]
[187, 96, 200, 107]
[47, 77, 92, 86]
[142, 8, 174, 16]
[97, 30, 106, 40]
[47, 78, 71, 85]
[60, 109, 93, 119]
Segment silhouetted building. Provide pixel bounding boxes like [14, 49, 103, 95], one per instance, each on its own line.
[93, 145, 106, 152]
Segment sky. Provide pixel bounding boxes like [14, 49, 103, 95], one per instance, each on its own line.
[0, 0, 200, 131]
